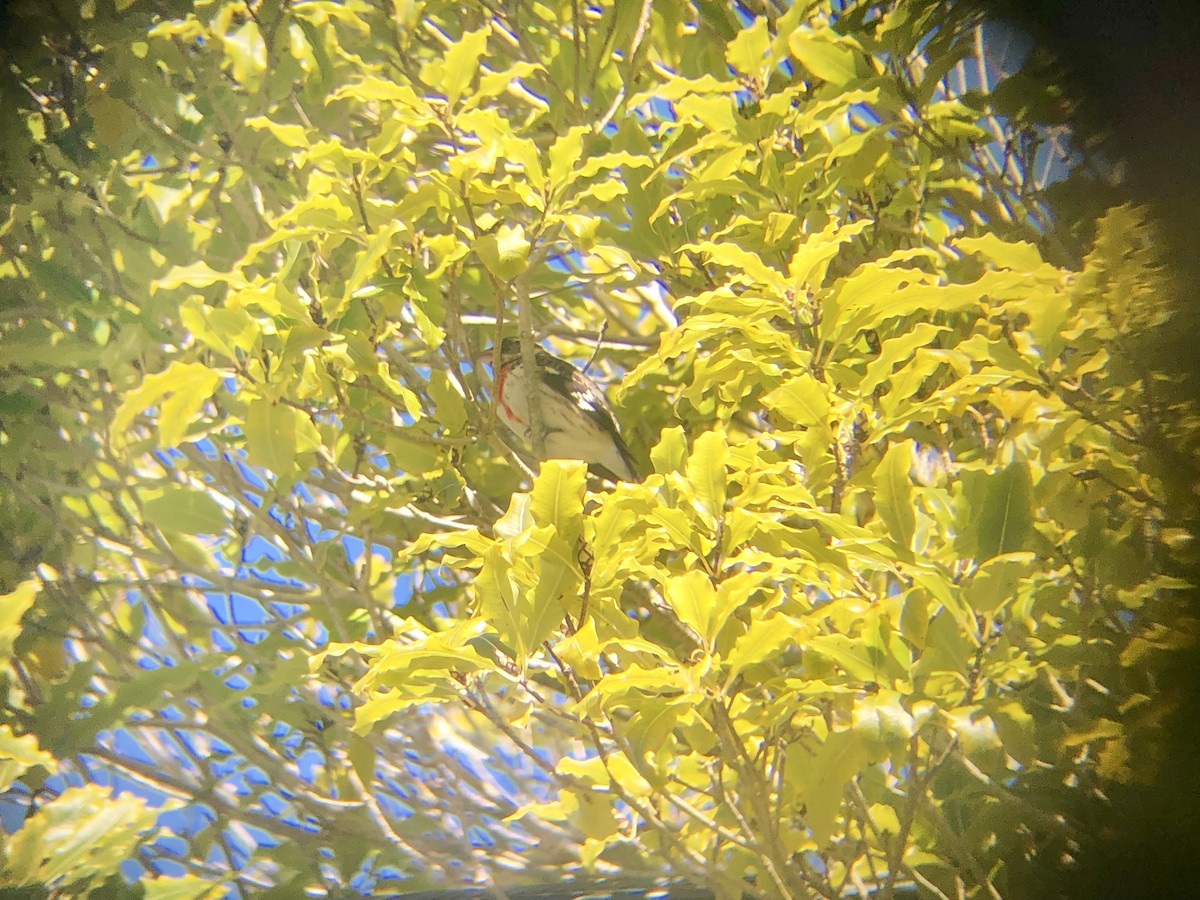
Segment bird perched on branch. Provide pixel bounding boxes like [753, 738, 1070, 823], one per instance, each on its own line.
[493, 337, 638, 483]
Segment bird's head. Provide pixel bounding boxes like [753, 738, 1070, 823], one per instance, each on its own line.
[498, 336, 522, 361]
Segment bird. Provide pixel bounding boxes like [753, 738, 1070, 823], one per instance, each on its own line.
[493, 337, 638, 483]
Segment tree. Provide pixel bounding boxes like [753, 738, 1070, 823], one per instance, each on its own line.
[1, 0, 1196, 896]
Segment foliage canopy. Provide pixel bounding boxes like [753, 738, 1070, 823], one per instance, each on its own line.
[0, 0, 1196, 897]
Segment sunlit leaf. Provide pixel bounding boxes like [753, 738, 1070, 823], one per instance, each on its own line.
[0, 726, 53, 793]
[786, 730, 871, 848]
[686, 428, 728, 526]
[0, 582, 39, 663]
[531, 459, 586, 548]
[664, 570, 716, 643]
[764, 373, 831, 434]
[111, 361, 224, 448]
[475, 223, 530, 280]
[788, 29, 858, 86]
[244, 399, 319, 475]
[725, 16, 771, 76]
[873, 441, 916, 553]
[442, 25, 490, 106]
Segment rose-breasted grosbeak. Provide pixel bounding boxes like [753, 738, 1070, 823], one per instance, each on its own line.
[493, 337, 638, 482]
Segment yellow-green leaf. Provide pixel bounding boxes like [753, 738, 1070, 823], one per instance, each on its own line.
[686, 428, 728, 526]
[111, 362, 224, 448]
[244, 400, 318, 475]
[347, 733, 375, 787]
[180, 298, 259, 360]
[0, 582, 39, 664]
[548, 126, 588, 191]
[477, 544, 524, 660]
[788, 29, 857, 86]
[966, 552, 1035, 613]
[664, 570, 716, 642]
[726, 16, 771, 76]
[764, 373, 831, 434]
[786, 730, 871, 848]
[726, 612, 802, 683]
[442, 25, 490, 106]
[531, 460, 586, 549]
[0, 726, 53, 793]
[222, 20, 266, 91]
[142, 487, 228, 536]
[651, 426, 688, 474]
[475, 224, 530, 281]
[873, 442, 916, 553]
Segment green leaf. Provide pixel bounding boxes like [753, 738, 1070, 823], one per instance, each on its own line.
[664, 570, 717, 643]
[347, 734, 375, 786]
[503, 137, 547, 194]
[0, 582, 39, 664]
[221, 20, 267, 91]
[788, 219, 871, 287]
[764, 373, 831, 434]
[111, 361, 224, 448]
[910, 565, 978, 642]
[859, 323, 948, 395]
[786, 730, 871, 848]
[495, 491, 535, 541]
[442, 25, 490, 106]
[84, 90, 135, 151]
[531, 552, 579, 646]
[142, 487, 228, 536]
[991, 701, 1037, 767]
[726, 16, 771, 77]
[245, 115, 310, 149]
[353, 626, 491, 697]
[913, 610, 973, 680]
[820, 263, 931, 343]
[852, 692, 916, 758]
[943, 706, 1003, 761]
[142, 875, 221, 900]
[873, 442, 916, 553]
[686, 428, 728, 526]
[788, 29, 857, 86]
[625, 698, 684, 761]
[711, 570, 761, 643]
[828, 276, 990, 343]
[955, 234, 1046, 272]
[476, 544, 525, 661]
[678, 241, 787, 292]
[244, 400, 319, 475]
[475, 224, 530, 280]
[651, 426, 688, 474]
[575, 151, 653, 180]
[426, 369, 468, 434]
[530, 460, 586, 548]
[27, 785, 166, 885]
[179, 298, 260, 361]
[0, 726, 52, 793]
[347, 221, 404, 298]
[974, 463, 1034, 560]
[560, 788, 618, 840]
[649, 506, 706, 556]
[726, 611, 804, 683]
[548, 126, 588, 191]
[806, 633, 887, 682]
[331, 75, 424, 106]
[966, 552, 1035, 613]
